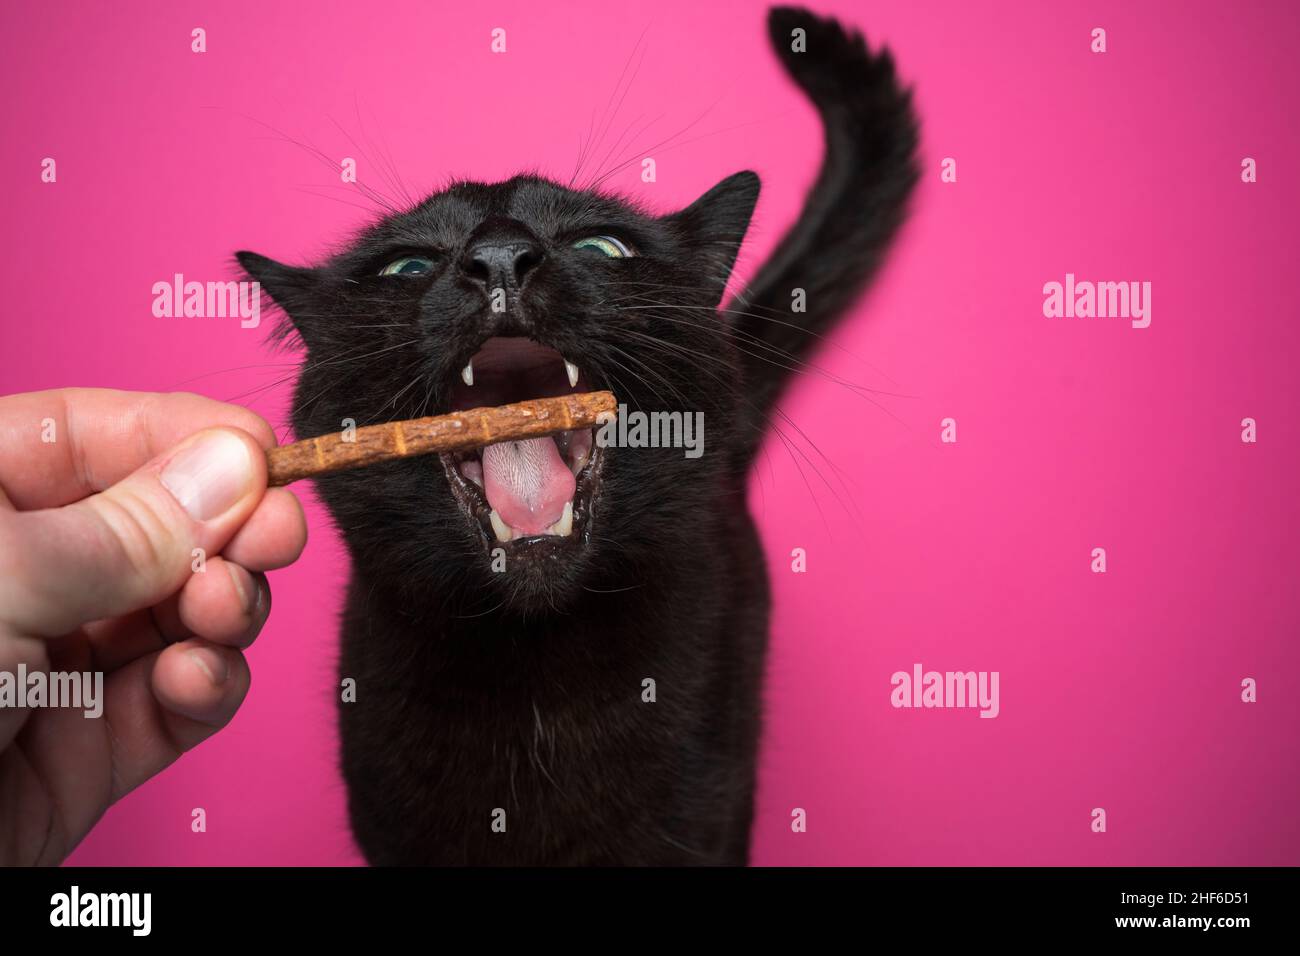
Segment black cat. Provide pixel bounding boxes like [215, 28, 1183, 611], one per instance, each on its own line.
[237, 6, 917, 865]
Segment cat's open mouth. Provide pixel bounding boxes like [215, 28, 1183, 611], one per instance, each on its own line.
[439, 336, 604, 551]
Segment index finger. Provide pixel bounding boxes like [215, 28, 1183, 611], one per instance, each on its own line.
[0, 388, 279, 510]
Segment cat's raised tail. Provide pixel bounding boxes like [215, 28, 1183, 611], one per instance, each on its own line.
[730, 7, 919, 467]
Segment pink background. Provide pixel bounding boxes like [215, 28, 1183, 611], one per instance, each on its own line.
[2, 0, 1296, 865]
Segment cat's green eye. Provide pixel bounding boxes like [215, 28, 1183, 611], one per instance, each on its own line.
[380, 256, 435, 277]
[573, 235, 634, 258]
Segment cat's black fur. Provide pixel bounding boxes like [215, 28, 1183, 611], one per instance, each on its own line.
[237, 7, 917, 865]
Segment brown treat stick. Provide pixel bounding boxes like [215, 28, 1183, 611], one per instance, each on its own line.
[265, 390, 617, 487]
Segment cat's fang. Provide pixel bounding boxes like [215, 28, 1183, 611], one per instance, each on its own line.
[565, 360, 579, 388]
[548, 501, 574, 537]
[488, 509, 513, 542]
[461, 360, 474, 387]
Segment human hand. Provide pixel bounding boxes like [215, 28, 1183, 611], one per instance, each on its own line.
[0, 389, 307, 865]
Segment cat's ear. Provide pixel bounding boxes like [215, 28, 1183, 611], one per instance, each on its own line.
[664, 171, 761, 300]
[235, 250, 319, 344]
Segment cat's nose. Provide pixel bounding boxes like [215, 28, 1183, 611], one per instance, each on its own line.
[461, 238, 545, 290]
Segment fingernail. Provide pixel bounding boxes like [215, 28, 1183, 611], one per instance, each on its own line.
[251, 574, 268, 618]
[225, 562, 252, 614]
[187, 647, 230, 686]
[161, 430, 254, 521]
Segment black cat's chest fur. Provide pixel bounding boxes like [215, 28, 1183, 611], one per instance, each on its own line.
[239, 7, 917, 866]
[337, 473, 769, 865]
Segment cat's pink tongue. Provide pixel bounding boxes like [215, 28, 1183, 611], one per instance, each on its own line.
[482, 438, 575, 534]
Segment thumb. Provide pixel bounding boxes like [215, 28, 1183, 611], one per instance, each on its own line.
[0, 427, 267, 637]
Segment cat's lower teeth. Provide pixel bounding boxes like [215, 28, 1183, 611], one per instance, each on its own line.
[454, 426, 592, 543]
[489, 509, 513, 542]
[488, 501, 574, 542]
[549, 501, 574, 537]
